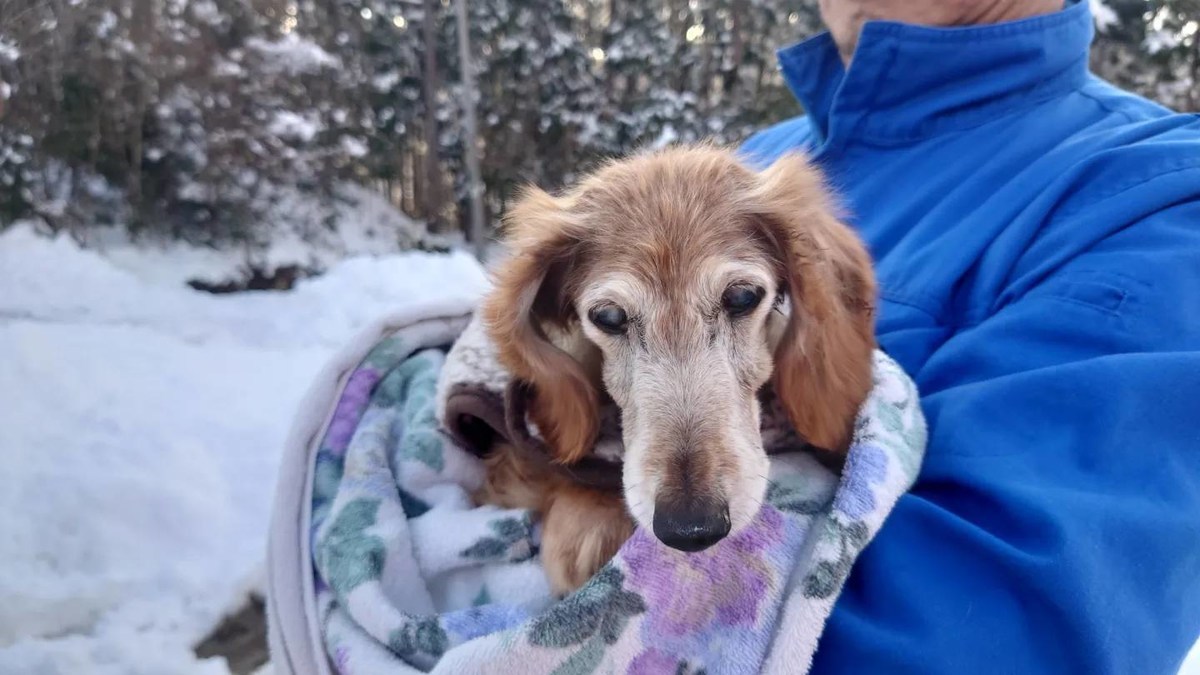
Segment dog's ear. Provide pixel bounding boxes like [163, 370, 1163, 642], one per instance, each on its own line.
[749, 153, 876, 454]
[482, 186, 599, 464]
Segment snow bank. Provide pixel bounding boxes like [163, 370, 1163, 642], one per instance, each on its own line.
[77, 182, 448, 289]
[0, 224, 488, 674]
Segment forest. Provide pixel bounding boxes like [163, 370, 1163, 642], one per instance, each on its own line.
[1, 0, 1196, 258]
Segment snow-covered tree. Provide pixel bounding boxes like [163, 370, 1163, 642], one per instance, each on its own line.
[0, 0, 1194, 251]
[1092, 0, 1199, 111]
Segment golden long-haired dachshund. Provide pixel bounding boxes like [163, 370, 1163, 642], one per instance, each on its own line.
[478, 144, 876, 594]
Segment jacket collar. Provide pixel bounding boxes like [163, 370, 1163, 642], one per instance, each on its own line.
[778, 0, 1094, 149]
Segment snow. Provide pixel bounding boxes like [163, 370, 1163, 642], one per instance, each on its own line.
[1089, 0, 1119, 33]
[190, 0, 223, 26]
[0, 223, 489, 674]
[1145, 27, 1183, 55]
[246, 34, 340, 75]
[372, 70, 402, 92]
[650, 124, 679, 150]
[96, 10, 119, 38]
[340, 136, 369, 158]
[212, 58, 246, 78]
[267, 110, 323, 143]
[75, 183, 440, 289]
[0, 37, 19, 63]
[1187, 644, 1200, 675]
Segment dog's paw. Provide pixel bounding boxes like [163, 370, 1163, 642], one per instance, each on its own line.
[539, 484, 634, 595]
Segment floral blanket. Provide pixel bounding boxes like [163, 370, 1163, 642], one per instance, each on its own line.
[305, 311, 926, 675]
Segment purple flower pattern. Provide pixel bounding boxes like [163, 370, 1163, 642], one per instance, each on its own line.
[832, 443, 887, 520]
[323, 368, 381, 456]
[621, 505, 803, 674]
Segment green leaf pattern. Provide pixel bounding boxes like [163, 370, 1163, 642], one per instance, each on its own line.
[315, 498, 386, 596]
[460, 515, 535, 562]
[528, 566, 646, 650]
[388, 616, 449, 659]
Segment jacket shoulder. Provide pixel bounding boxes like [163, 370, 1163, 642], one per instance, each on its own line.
[737, 116, 815, 168]
[1077, 74, 1184, 122]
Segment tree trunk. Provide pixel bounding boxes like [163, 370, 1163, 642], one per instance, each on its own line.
[454, 0, 487, 258]
[725, 0, 745, 95]
[126, 0, 155, 215]
[421, 0, 445, 231]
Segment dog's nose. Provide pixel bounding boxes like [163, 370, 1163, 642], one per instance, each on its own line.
[652, 496, 731, 552]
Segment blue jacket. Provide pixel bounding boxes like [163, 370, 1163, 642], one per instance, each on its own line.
[741, 1, 1200, 673]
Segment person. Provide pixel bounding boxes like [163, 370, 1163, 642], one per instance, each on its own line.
[739, 0, 1200, 672]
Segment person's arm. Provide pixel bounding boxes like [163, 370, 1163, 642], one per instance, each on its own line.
[812, 199, 1200, 674]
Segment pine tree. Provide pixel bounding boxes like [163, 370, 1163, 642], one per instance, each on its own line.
[1091, 0, 1198, 111]
[1, 0, 1193, 250]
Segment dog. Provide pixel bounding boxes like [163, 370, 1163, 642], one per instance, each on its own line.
[478, 144, 876, 594]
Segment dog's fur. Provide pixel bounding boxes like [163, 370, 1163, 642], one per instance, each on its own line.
[480, 145, 876, 594]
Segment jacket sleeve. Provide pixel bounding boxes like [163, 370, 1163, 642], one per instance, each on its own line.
[810, 199, 1200, 675]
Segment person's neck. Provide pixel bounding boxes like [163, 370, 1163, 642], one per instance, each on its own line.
[954, 0, 1066, 27]
[830, 0, 1065, 64]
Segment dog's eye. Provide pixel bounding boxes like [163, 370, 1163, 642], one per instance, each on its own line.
[722, 285, 764, 317]
[588, 305, 628, 335]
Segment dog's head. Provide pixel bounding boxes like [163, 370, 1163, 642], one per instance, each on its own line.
[483, 145, 875, 552]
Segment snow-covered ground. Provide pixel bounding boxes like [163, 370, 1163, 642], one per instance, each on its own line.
[0, 223, 1197, 674]
[71, 183, 452, 290]
[0, 224, 488, 674]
